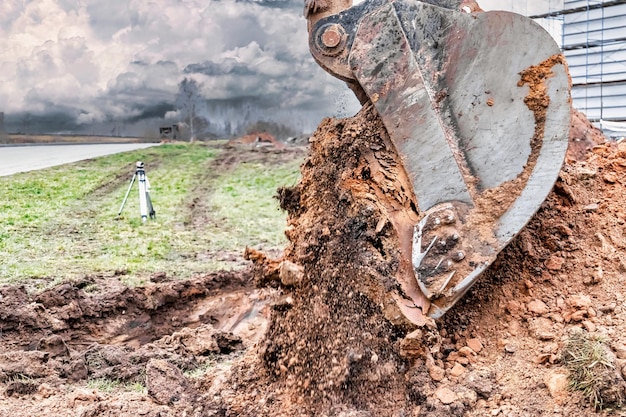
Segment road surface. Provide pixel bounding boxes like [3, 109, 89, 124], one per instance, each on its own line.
[0, 143, 159, 177]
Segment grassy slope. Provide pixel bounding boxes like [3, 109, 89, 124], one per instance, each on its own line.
[0, 143, 302, 286]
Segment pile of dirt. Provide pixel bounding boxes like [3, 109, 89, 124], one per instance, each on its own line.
[228, 132, 286, 149]
[211, 103, 626, 416]
[567, 108, 606, 162]
[2, 104, 626, 416]
[217, 104, 427, 416]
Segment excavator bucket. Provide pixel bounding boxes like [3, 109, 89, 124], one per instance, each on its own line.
[306, 0, 571, 321]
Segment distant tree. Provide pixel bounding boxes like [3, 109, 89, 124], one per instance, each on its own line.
[176, 78, 206, 142]
[22, 112, 31, 135]
[0, 112, 7, 143]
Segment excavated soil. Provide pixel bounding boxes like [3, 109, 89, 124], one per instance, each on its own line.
[2, 106, 626, 416]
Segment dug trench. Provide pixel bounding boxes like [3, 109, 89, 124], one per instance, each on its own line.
[1, 104, 626, 416]
[0, 270, 275, 384]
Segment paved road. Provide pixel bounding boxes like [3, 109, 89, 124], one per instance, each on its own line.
[0, 143, 159, 177]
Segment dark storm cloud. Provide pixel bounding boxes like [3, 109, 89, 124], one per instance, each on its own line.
[234, 0, 301, 8]
[124, 102, 177, 123]
[0, 0, 359, 136]
[184, 61, 257, 77]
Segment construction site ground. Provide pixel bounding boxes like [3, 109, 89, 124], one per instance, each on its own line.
[1, 107, 626, 416]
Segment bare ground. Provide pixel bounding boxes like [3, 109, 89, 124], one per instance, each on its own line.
[1, 108, 626, 416]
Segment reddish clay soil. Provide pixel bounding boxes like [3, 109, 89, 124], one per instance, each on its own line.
[1, 106, 626, 416]
[228, 132, 285, 149]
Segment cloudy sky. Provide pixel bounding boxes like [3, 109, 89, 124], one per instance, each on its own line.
[0, 0, 560, 137]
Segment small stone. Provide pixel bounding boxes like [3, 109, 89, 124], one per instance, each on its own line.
[569, 294, 592, 309]
[435, 387, 457, 405]
[599, 303, 616, 313]
[593, 267, 604, 283]
[279, 260, 304, 287]
[458, 346, 476, 357]
[505, 300, 524, 315]
[603, 172, 618, 183]
[527, 299, 549, 315]
[583, 203, 599, 212]
[545, 256, 564, 271]
[456, 357, 470, 365]
[611, 343, 626, 360]
[582, 320, 596, 333]
[544, 371, 569, 404]
[466, 370, 494, 398]
[576, 167, 597, 180]
[617, 141, 626, 157]
[400, 329, 425, 358]
[548, 313, 564, 323]
[569, 310, 587, 322]
[530, 317, 555, 341]
[428, 364, 445, 382]
[150, 271, 168, 283]
[37, 383, 55, 399]
[504, 344, 517, 354]
[467, 338, 483, 354]
[70, 388, 101, 404]
[449, 363, 466, 377]
[456, 386, 478, 407]
[37, 335, 69, 358]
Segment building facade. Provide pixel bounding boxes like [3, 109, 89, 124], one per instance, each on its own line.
[530, 0, 626, 136]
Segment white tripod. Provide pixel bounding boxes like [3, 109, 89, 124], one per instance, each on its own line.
[118, 161, 156, 222]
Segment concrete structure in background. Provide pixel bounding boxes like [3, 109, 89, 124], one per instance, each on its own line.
[531, 0, 626, 137]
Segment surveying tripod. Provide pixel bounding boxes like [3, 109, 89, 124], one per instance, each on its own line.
[117, 161, 156, 222]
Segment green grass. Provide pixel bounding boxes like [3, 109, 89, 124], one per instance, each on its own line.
[194, 160, 301, 250]
[0, 143, 303, 285]
[184, 352, 240, 379]
[86, 378, 146, 394]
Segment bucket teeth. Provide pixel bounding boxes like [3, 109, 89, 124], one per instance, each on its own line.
[412, 203, 491, 317]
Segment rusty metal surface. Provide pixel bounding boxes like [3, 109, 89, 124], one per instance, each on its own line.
[308, 0, 571, 320]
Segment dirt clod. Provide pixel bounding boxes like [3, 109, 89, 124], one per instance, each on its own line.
[146, 359, 194, 405]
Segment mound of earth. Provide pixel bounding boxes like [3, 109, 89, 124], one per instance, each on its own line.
[228, 132, 286, 149]
[1, 105, 626, 417]
[567, 108, 606, 162]
[212, 104, 626, 416]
